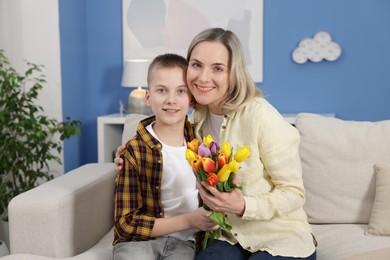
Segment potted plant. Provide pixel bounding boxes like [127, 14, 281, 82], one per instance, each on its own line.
[0, 240, 9, 257]
[0, 49, 81, 241]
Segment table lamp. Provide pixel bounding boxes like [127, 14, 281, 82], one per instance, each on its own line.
[121, 59, 152, 115]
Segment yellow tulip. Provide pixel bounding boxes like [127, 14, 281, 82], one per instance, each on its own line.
[221, 141, 231, 158]
[228, 160, 239, 172]
[217, 164, 232, 182]
[234, 146, 251, 162]
[185, 149, 197, 164]
[203, 134, 214, 148]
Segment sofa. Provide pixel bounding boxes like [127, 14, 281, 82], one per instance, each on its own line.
[296, 113, 390, 259]
[2, 113, 390, 259]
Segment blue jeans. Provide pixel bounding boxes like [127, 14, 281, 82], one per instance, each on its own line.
[196, 240, 316, 260]
[113, 237, 196, 260]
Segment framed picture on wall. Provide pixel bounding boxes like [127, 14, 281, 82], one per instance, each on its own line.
[122, 0, 263, 82]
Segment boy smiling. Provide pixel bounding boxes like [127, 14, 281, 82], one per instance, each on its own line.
[113, 53, 217, 260]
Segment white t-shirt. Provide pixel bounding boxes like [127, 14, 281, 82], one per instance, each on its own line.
[146, 123, 198, 241]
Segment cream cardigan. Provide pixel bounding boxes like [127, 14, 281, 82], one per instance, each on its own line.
[190, 97, 316, 257]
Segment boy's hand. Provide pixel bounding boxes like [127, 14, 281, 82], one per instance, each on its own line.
[114, 144, 126, 172]
[190, 208, 219, 231]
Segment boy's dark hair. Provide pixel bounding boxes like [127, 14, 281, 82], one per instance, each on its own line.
[147, 53, 188, 85]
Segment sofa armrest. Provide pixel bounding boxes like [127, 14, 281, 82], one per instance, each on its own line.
[8, 163, 116, 258]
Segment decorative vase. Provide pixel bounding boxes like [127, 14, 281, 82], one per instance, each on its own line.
[0, 240, 9, 257]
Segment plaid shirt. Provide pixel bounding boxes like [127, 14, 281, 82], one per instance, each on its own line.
[113, 115, 195, 245]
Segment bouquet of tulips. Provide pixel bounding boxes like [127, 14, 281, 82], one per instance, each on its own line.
[185, 135, 250, 249]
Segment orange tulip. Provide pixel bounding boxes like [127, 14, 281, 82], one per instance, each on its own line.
[206, 172, 219, 186]
[187, 138, 200, 153]
[191, 157, 202, 173]
[202, 157, 216, 173]
[217, 153, 229, 168]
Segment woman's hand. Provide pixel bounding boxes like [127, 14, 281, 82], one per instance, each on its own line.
[114, 144, 126, 172]
[197, 180, 246, 217]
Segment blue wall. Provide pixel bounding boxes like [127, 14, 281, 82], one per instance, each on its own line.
[262, 1, 390, 121]
[59, 0, 390, 172]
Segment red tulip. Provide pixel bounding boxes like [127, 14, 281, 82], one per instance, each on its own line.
[206, 173, 219, 186]
[217, 153, 229, 168]
[202, 157, 215, 173]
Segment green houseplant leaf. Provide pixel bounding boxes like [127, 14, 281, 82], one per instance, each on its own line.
[0, 49, 82, 217]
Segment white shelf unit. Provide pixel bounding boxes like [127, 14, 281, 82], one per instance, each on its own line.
[97, 113, 335, 163]
[97, 113, 127, 163]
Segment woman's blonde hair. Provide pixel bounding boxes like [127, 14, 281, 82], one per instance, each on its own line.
[187, 28, 261, 113]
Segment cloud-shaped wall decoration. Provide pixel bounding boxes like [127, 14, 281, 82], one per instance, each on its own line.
[292, 31, 342, 64]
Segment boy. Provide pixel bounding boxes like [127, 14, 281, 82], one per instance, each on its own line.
[113, 53, 216, 260]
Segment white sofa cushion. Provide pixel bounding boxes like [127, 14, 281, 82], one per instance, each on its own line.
[311, 224, 390, 259]
[366, 164, 390, 236]
[295, 113, 390, 224]
[1, 229, 113, 260]
[344, 247, 390, 260]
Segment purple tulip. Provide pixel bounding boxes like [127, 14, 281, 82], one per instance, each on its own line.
[198, 143, 211, 157]
[210, 142, 219, 157]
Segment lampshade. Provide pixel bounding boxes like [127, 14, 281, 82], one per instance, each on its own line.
[121, 59, 152, 115]
[121, 59, 151, 87]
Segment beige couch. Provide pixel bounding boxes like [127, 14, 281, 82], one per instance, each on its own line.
[4, 163, 116, 260]
[3, 113, 390, 259]
[296, 113, 390, 259]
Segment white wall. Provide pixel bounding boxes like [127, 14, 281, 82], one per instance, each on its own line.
[0, 0, 64, 176]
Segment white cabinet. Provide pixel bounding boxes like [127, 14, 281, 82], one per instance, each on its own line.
[97, 114, 126, 163]
[97, 113, 334, 163]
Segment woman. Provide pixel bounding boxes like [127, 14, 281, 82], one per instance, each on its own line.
[187, 27, 316, 260]
[116, 28, 316, 259]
